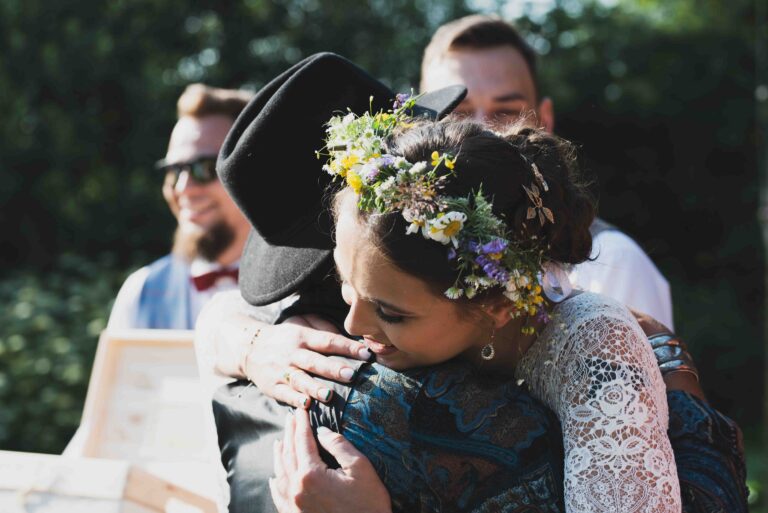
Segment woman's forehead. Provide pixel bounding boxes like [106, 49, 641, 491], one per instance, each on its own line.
[334, 208, 438, 308]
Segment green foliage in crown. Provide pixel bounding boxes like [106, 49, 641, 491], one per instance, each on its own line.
[319, 94, 548, 327]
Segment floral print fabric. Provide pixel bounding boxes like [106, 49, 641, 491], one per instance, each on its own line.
[342, 361, 566, 513]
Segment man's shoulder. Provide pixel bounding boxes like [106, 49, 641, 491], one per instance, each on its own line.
[591, 227, 663, 271]
[144, 253, 188, 273]
[577, 219, 674, 327]
[114, 254, 187, 296]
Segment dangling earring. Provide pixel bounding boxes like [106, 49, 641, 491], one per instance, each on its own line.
[481, 328, 496, 360]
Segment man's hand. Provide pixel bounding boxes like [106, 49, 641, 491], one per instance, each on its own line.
[243, 314, 372, 408]
[269, 409, 392, 513]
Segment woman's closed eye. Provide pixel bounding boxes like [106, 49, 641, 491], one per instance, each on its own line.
[375, 306, 405, 324]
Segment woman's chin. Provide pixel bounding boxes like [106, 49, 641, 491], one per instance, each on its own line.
[374, 352, 419, 371]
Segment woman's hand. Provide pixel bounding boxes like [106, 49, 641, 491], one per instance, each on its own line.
[243, 314, 373, 408]
[196, 291, 371, 408]
[270, 409, 392, 513]
[630, 308, 706, 401]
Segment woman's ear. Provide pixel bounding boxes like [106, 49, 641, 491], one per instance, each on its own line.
[481, 297, 517, 329]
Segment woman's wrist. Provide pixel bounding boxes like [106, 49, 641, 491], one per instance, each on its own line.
[239, 324, 264, 379]
[647, 332, 707, 401]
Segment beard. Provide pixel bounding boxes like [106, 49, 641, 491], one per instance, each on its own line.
[172, 221, 235, 263]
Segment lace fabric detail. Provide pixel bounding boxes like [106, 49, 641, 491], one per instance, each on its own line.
[517, 292, 681, 513]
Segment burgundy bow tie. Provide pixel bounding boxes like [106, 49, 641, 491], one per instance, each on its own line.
[191, 268, 239, 291]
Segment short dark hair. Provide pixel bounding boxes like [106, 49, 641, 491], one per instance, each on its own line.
[420, 15, 540, 98]
[176, 84, 253, 121]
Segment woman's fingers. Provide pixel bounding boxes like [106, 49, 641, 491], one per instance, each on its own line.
[273, 439, 287, 481]
[299, 328, 374, 361]
[290, 348, 356, 381]
[292, 409, 324, 470]
[274, 365, 335, 404]
[315, 426, 368, 472]
[268, 478, 290, 513]
[282, 414, 298, 473]
[269, 384, 311, 409]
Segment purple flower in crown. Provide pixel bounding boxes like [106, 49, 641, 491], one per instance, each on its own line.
[447, 247, 457, 261]
[363, 156, 396, 182]
[393, 93, 411, 110]
[466, 240, 481, 253]
[378, 155, 395, 168]
[481, 262, 509, 283]
[364, 164, 381, 182]
[481, 238, 508, 255]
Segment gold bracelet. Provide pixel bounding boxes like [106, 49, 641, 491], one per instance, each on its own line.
[241, 327, 262, 382]
[249, 327, 262, 346]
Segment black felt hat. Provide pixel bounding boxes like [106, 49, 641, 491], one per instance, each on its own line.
[218, 52, 466, 306]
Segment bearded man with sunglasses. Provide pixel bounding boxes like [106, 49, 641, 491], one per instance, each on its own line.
[107, 84, 253, 330]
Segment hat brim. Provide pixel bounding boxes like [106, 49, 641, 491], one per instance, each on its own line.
[239, 229, 332, 306]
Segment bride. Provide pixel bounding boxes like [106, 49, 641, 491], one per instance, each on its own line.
[262, 99, 680, 512]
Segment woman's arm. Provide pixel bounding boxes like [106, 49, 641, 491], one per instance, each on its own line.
[195, 291, 371, 407]
[518, 296, 682, 513]
[630, 310, 748, 512]
[630, 309, 705, 401]
[563, 315, 680, 512]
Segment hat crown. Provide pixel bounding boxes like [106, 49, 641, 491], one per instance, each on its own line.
[219, 52, 465, 304]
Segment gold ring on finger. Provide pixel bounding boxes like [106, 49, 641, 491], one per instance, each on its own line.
[283, 371, 292, 384]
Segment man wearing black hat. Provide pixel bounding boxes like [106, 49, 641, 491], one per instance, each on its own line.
[107, 84, 253, 330]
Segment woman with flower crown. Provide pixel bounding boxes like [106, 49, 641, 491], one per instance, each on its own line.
[246, 95, 687, 513]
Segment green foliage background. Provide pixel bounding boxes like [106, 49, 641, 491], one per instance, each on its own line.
[0, 0, 764, 506]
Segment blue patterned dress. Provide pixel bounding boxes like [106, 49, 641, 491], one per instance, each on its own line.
[342, 361, 565, 512]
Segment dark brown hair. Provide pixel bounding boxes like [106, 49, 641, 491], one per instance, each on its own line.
[420, 15, 540, 99]
[176, 83, 253, 121]
[335, 120, 595, 299]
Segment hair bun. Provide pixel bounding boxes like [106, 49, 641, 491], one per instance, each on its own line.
[501, 124, 596, 265]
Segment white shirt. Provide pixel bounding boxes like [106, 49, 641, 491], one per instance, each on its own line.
[107, 257, 240, 330]
[569, 230, 674, 329]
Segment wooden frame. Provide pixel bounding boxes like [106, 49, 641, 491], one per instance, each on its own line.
[63, 329, 225, 510]
[74, 329, 209, 461]
[0, 450, 217, 512]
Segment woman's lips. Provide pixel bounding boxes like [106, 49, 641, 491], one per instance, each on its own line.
[363, 338, 399, 356]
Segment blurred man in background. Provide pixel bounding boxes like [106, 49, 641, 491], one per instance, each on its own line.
[107, 84, 253, 330]
[420, 15, 674, 327]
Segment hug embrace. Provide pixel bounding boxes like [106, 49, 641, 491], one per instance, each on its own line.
[202, 51, 748, 513]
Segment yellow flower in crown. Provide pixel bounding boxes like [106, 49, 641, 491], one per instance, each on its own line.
[341, 153, 360, 171]
[431, 151, 455, 170]
[426, 211, 467, 247]
[346, 171, 363, 194]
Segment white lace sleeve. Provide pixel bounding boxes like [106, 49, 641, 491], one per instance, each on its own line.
[517, 293, 680, 513]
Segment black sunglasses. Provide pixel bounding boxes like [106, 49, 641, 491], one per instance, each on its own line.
[156, 155, 219, 186]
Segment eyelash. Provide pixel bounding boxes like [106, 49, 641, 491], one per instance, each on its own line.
[336, 267, 406, 324]
[375, 307, 405, 324]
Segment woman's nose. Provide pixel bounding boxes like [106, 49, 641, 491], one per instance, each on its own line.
[343, 297, 375, 337]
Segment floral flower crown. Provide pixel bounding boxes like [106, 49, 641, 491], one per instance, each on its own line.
[319, 94, 555, 325]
